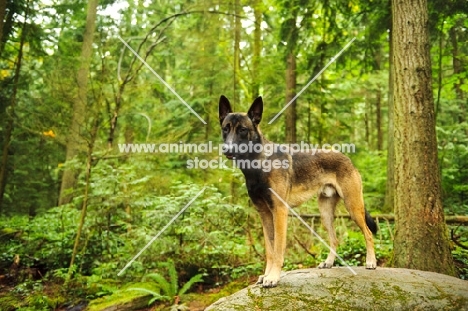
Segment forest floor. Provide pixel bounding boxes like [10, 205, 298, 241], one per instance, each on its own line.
[0, 256, 466, 311]
[0, 273, 256, 311]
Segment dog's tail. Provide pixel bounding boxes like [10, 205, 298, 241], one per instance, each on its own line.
[365, 210, 378, 234]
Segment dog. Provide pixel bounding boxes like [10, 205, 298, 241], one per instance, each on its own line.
[218, 95, 377, 288]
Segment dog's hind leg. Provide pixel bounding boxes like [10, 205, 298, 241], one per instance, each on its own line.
[317, 190, 340, 269]
[342, 178, 377, 269]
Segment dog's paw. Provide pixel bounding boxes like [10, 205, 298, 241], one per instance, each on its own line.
[261, 274, 279, 288]
[318, 261, 333, 269]
[256, 275, 265, 285]
[366, 261, 377, 269]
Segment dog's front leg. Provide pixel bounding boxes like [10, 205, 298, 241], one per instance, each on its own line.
[256, 210, 274, 285]
[260, 205, 288, 288]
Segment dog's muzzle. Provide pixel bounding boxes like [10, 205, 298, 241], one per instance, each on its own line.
[221, 142, 235, 159]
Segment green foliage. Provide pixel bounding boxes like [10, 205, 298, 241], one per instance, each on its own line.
[453, 247, 468, 280]
[127, 260, 204, 306]
[451, 226, 468, 280]
[85, 281, 157, 311]
[350, 151, 387, 211]
[0, 279, 67, 311]
[0, 207, 79, 272]
[437, 123, 468, 214]
[85, 274, 120, 298]
[126, 287, 167, 306]
[0, 0, 467, 309]
[313, 221, 394, 268]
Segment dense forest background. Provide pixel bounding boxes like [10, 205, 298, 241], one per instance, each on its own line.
[0, 0, 467, 309]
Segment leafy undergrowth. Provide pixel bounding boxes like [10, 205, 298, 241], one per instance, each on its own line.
[0, 198, 466, 311]
[452, 226, 468, 280]
[0, 278, 84, 311]
[0, 245, 467, 311]
[0, 273, 253, 311]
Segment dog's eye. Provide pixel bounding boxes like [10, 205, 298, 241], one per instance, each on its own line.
[222, 126, 229, 134]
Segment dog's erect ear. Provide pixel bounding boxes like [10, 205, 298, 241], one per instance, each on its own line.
[219, 95, 232, 125]
[248, 96, 263, 125]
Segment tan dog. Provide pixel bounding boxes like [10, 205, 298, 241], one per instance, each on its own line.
[219, 95, 377, 288]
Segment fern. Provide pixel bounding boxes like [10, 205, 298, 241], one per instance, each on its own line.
[126, 288, 170, 304]
[166, 261, 179, 298]
[134, 260, 204, 306]
[178, 273, 204, 296]
[143, 273, 173, 297]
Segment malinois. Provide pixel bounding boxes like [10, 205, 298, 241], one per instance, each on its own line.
[218, 95, 377, 288]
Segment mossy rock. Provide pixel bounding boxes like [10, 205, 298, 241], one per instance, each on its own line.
[86, 282, 158, 311]
[206, 267, 468, 311]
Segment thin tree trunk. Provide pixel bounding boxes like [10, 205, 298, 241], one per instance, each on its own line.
[0, 1, 28, 212]
[233, 0, 241, 103]
[230, 0, 242, 202]
[449, 22, 466, 123]
[391, 0, 455, 276]
[0, 0, 6, 48]
[384, 25, 395, 213]
[307, 101, 311, 143]
[376, 89, 382, 151]
[59, 0, 98, 205]
[374, 45, 383, 151]
[251, 0, 262, 98]
[435, 25, 444, 119]
[316, 46, 326, 145]
[67, 116, 99, 280]
[364, 102, 370, 146]
[285, 52, 297, 143]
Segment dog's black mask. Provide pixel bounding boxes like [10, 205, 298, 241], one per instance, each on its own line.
[218, 95, 263, 159]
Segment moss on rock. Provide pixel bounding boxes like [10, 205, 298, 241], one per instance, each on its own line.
[86, 282, 157, 311]
[206, 267, 468, 311]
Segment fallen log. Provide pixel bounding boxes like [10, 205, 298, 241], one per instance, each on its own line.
[291, 214, 468, 225]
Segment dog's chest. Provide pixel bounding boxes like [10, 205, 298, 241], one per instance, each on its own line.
[245, 179, 273, 209]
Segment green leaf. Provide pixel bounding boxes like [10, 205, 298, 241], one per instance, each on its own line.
[125, 287, 170, 303]
[143, 273, 173, 297]
[178, 274, 204, 296]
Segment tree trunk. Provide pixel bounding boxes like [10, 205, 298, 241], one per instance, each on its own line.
[251, 0, 262, 98]
[285, 52, 297, 143]
[0, 2, 28, 212]
[59, 0, 98, 205]
[296, 213, 468, 225]
[0, 0, 6, 47]
[435, 27, 443, 118]
[376, 89, 382, 151]
[364, 102, 370, 146]
[449, 21, 466, 123]
[315, 45, 326, 145]
[384, 26, 395, 213]
[374, 45, 383, 151]
[68, 116, 99, 279]
[233, 0, 241, 103]
[391, 0, 455, 276]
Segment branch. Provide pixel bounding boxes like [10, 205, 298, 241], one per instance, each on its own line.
[118, 10, 247, 85]
[293, 234, 316, 257]
[291, 214, 468, 225]
[451, 228, 468, 250]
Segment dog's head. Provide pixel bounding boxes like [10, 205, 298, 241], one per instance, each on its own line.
[218, 95, 263, 159]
